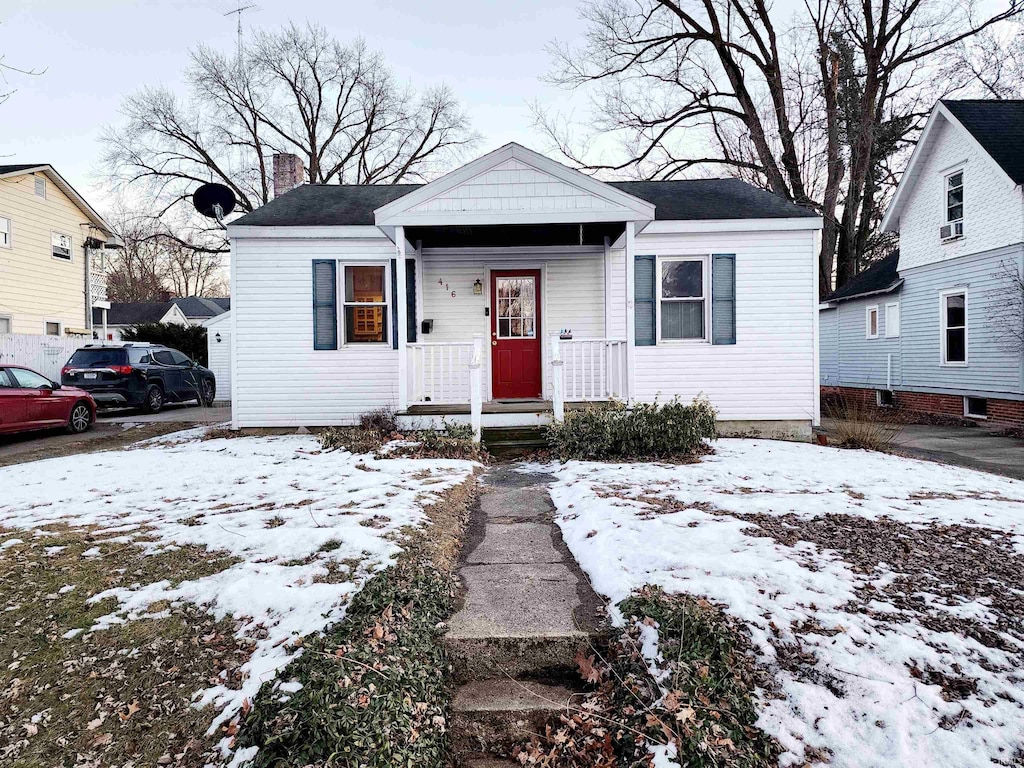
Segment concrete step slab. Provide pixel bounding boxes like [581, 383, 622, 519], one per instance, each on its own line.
[464, 522, 562, 565]
[451, 679, 578, 756]
[478, 485, 553, 521]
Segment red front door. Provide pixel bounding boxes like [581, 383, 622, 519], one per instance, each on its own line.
[491, 270, 542, 400]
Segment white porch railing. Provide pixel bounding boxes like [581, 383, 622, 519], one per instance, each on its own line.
[407, 340, 475, 405]
[559, 338, 627, 402]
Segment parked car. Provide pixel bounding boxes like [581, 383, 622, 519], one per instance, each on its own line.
[61, 343, 216, 413]
[0, 366, 96, 435]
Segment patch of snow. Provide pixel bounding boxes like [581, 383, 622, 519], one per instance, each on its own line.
[648, 741, 680, 768]
[544, 440, 1024, 768]
[58, 584, 75, 594]
[0, 432, 475, 750]
[44, 546, 65, 556]
[80, 547, 102, 558]
[0, 538, 23, 551]
[62, 628, 85, 639]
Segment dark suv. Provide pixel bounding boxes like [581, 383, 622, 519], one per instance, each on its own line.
[61, 343, 216, 413]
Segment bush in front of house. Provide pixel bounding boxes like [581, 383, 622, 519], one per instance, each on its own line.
[546, 396, 717, 461]
[318, 415, 486, 462]
[121, 322, 208, 365]
[822, 391, 902, 451]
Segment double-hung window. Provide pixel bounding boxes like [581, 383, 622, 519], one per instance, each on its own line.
[945, 170, 963, 224]
[343, 264, 389, 345]
[658, 257, 708, 341]
[52, 231, 72, 261]
[941, 290, 967, 365]
[866, 306, 879, 339]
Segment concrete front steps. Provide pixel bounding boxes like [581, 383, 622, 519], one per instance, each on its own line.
[445, 465, 603, 765]
[480, 426, 547, 458]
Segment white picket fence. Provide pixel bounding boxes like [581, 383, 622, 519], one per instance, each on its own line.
[0, 334, 86, 380]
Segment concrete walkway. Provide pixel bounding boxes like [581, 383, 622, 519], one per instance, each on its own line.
[446, 465, 603, 766]
[892, 423, 1023, 480]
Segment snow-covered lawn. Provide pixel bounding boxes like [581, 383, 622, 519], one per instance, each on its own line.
[0, 430, 475, 751]
[543, 439, 1024, 768]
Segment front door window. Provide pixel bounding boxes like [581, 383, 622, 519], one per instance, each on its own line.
[496, 277, 536, 339]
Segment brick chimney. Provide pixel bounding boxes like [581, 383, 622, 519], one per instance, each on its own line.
[273, 153, 305, 198]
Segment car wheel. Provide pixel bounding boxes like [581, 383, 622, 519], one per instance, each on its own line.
[201, 379, 216, 406]
[143, 384, 164, 414]
[67, 402, 92, 434]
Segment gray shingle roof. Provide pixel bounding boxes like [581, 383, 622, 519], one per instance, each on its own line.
[824, 251, 901, 303]
[92, 302, 176, 326]
[942, 100, 1024, 185]
[0, 164, 45, 175]
[173, 296, 231, 319]
[231, 177, 815, 227]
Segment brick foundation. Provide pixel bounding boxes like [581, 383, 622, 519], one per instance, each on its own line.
[821, 385, 1024, 427]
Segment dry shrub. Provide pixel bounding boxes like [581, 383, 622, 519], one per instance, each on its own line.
[823, 392, 902, 450]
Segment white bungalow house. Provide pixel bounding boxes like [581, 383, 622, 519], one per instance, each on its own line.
[226, 143, 823, 438]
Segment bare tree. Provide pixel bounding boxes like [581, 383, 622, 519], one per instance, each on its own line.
[539, 0, 1023, 296]
[105, 208, 227, 302]
[1, 21, 46, 108]
[989, 260, 1024, 356]
[102, 22, 479, 251]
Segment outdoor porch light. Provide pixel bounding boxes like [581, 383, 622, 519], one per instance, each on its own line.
[473, 279, 483, 295]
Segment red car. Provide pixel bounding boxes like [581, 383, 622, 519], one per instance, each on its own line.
[0, 366, 96, 436]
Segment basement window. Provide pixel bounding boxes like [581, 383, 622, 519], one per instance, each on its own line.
[964, 397, 987, 419]
[877, 390, 895, 408]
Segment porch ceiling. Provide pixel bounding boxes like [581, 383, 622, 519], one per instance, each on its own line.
[406, 222, 625, 248]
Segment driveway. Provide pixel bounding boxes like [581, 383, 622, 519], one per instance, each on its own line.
[891, 422, 1023, 480]
[0, 404, 230, 464]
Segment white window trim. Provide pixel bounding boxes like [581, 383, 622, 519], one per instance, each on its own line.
[944, 168, 964, 225]
[865, 305, 879, 339]
[655, 255, 710, 344]
[44, 319, 63, 336]
[939, 288, 968, 367]
[884, 302, 900, 338]
[51, 230, 73, 262]
[963, 396, 988, 420]
[339, 261, 391, 348]
[0, 214, 11, 249]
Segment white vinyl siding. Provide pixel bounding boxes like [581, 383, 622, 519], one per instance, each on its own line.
[232, 235, 398, 427]
[610, 228, 817, 421]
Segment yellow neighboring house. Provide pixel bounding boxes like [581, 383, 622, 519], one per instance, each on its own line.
[0, 164, 121, 336]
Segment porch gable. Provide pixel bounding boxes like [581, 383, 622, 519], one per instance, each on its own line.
[374, 143, 655, 227]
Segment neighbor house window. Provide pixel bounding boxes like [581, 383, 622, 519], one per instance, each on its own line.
[51, 231, 72, 260]
[342, 264, 389, 344]
[941, 290, 967, 365]
[885, 302, 900, 338]
[0, 216, 10, 248]
[45, 321, 61, 336]
[866, 306, 879, 339]
[659, 257, 707, 341]
[945, 170, 963, 223]
[0, 315, 11, 334]
[964, 397, 987, 419]
[34, 176, 46, 198]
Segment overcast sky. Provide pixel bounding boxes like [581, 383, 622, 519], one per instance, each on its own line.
[1, 0, 589, 212]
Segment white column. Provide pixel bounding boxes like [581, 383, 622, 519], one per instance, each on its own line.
[550, 335, 565, 421]
[624, 221, 636, 405]
[396, 226, 408, 412]
[603, 235, 612, 339]
[470, 333, 483, 441]
[102, 309, 108, 342]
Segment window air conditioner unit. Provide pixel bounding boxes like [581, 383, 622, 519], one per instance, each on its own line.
[940, 221, 964, 241]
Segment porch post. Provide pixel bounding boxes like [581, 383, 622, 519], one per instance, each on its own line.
[396, 226, 408, 412]
[624, 221, 636, 405]
[550, 335, 564, 422]
[470, 333, 483, 441]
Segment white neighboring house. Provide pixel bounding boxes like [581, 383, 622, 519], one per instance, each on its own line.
[203, 309, 231, 402]
[92, 301, 191, 341]
[227, 143, 823, 437]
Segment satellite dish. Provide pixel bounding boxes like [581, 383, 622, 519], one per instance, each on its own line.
[192, 183, 237, 221]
